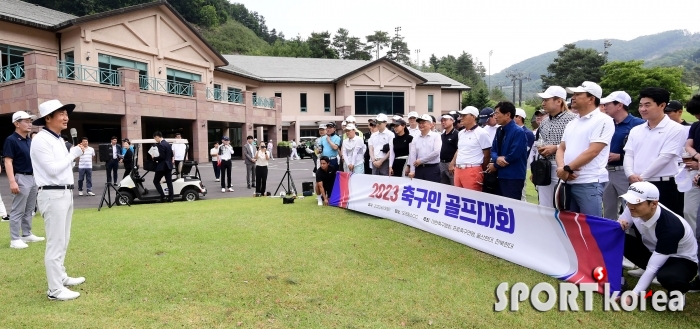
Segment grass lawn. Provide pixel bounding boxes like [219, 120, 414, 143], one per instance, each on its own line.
[1, 197, 699, 328]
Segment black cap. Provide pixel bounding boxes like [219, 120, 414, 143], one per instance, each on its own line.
[534, 109, 546, 116]
[478, 108, 495, 124]
[665, 100, 682, 112]
[326, 122, 336, 128]
[394, 118, 407, 126]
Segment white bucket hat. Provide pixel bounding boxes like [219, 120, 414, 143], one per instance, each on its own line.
[33, 100, 75, 126]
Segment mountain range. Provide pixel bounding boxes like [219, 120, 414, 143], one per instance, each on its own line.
[489, 30, 700, 99]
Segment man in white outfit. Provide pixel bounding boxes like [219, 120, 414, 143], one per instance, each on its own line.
[30, 99, 87, 301]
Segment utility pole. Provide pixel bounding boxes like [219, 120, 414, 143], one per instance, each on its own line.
[415, 49, 421, 67]
[603, 39, 612, 62]
[394, 26, 402, 39]
[488, 50, 492, 93]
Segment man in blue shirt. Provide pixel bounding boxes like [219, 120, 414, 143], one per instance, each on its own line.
[601, 91, 645, 220]
[320, 122, 341, 171]
[3, 111, 44, 249]
[487, 101, 528, 200]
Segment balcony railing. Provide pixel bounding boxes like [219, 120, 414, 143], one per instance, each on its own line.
[140, 75, 193, 97]
[253, 96, 275, 109]
[205, 87, 244, 104]
[57, 61, 121, 86]
[0, 62, 25, 83]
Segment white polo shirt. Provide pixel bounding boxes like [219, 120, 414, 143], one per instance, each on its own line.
[219, 144, 234, 161]
[31, 128, 84, 186]
[210, 146, 219, 161]
[342, 136, 365, 166]
[368, 128, 394, 160]
[483, 124, 500, 144]
[561, 109, 615, 184]
[624, 115, 684, 179]
[455, 126, 491, 165]
[172, 142, 186, 161]
[621, 204, 698, 263]
[408, 126, 421, 138]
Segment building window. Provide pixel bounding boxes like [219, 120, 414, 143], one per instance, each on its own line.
[300, 129, 318, 137]
[62, 51, 75, 80]
[98, 54, 147, 87]
[354, 91, 404, 115]
[0, 43, 30, 67]
[213, 84, 222, 101]
[300, 93, 307, 112]
[428, 95, 434, 112]
[227, 87, 243, 103]
[275, 92, 282, 98]
[166, 68, 200, 96]
[324, 93, 331, 112]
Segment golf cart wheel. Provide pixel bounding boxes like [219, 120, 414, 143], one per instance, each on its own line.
[182, 188, 198, 202]
[116, 191, 133, 206]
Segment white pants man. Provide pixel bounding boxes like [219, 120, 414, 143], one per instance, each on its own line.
[37, 189, 79, 295]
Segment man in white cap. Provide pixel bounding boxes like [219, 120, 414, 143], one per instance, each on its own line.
[439, 114, 459, 185]
[617, 182, 697, 308]
[407, 112, 420, 138]
[478, 108, 499, 143]
[556, 81, 614, 217]
[534, 86, 577, 207]
[30, 100, 87, 301]
[341, 123, 365, 174]
[368, 113, 394, 175]
[408, 114, 442, 182]
[449, 106, 491, 191]
[3, 110, 44, 249]
[600, 91, 645, 220]
[343, 116, 364, 139]
[514, 108, 535, 150]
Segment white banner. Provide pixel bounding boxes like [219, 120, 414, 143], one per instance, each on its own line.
[329, 172, 624, 292]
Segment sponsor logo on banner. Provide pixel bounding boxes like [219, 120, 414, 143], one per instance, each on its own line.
[329, 172, 625, 294]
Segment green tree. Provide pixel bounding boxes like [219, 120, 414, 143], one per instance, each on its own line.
[600, 60, 691, 115]
[429, 54, 439, 71]
[386, 36, 410, 64]
[489, 87, 508, 102]
[462, 87, 490, 110]
[199, 5, 219, 28]
[332, 28, 350, 59]
[345, 37, 372, 60]
[307, 31, 337, 59]
[541, 44, 606, 89]
[366, 31, 390, 60]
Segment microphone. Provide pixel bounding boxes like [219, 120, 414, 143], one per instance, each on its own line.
[70, 128, 77, 146]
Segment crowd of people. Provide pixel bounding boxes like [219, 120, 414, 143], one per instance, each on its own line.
[308, 83, 700, 307]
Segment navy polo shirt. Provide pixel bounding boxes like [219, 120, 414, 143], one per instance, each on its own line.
[3, 132, 33, 173]
[690, 122, 700, 152]
[608, 114, 645, 166]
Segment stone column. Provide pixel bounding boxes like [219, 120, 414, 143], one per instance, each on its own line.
[256, 126, 264, 144]
[23, 51, 59, 112]
[192, 81, 209, 163]
[266, 126, 278, 157]
[117, 67, 143, 166]
[288, 121, 297, 143]
[244, 90, 254, 138]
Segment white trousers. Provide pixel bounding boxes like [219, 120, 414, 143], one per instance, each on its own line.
[37, 189, 74, 292]
[684, 186, 700, 235]
[0, 188, 7, 217]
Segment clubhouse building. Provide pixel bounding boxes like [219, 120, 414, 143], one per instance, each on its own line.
[0, 0, 469, 163]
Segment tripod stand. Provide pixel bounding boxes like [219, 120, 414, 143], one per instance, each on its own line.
[274, 156, 298, 196]
[98, 163, 130, 211]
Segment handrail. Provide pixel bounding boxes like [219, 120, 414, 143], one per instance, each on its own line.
[0, 62, 25, 83]
[57, 60, 121, 86]
[252, 95, 275, 109]
[205, 87, 244, 104]
[140, 75, 193, 96]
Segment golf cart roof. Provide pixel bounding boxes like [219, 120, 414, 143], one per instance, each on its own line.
[130, 139, 189, 144]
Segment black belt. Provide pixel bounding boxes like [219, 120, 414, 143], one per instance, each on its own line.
[39, 185, 74, 190]
[440, 160, 451, 163]
[416, 163, 438, 168]
[15, 172, 33, 175]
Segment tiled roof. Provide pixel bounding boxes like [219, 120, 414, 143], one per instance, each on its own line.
[219, 55, 470, 90]
[0, 0, 76, 29]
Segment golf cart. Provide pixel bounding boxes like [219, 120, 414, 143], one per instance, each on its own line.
[116, 138, 207, 205]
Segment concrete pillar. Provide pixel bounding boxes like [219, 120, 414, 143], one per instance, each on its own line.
[266, 126, 277, 157]
[288, 121, 297, 143]
[256, 126, 264, 144]
[23, 51, 59, 114]
[118, 67, 142, 141]
[192, 81, 209, 163]
[244, 90, 254, 138]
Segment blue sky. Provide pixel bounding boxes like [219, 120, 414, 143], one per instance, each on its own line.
[235, 0, 700, 74]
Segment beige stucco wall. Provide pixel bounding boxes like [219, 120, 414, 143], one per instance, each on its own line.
[57, 6, 221, 85]
[415, 86, 442, 115]
[441, 90, 461, 113]
[252, 83, 335, 118]
[0, 21, 58, 53]
[211, 71, 258, 92]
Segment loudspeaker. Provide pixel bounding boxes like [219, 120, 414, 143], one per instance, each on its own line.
[98, 144, 111, 163]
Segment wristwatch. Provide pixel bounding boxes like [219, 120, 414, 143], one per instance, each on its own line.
[563, 165, 574, 174]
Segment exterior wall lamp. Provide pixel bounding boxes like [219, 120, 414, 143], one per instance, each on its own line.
[86, 51, 90, 61]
